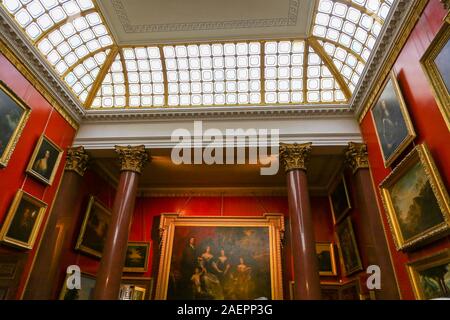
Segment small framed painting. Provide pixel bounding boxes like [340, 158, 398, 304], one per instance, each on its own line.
[421, 22, 450, 131]
[0, 81, 31, 168]
[124, 241, 150, 273]
[75, 196, 111, 258]
[121, 277, 153, 300]
[407, 249, 450, 300]
[329, 175, 352, 224]
[316, 242, 337, 276]
[0, 190, 47, 250]
[379, 144, 450, 250]
[335, 217, 363, 276]
[59, 272, 96, 300]
[26, 135, 63, 186]
[370, 71, 416, 167]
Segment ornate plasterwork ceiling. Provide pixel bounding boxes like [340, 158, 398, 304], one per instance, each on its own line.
[0, 0, 396, 112]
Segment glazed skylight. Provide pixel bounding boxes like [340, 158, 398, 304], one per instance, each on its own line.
[1, 0, 396, 109]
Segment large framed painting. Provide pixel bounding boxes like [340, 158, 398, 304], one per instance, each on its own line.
[155, 214, 284, 300]
[329, 175, 352, 224]
[316, 242, 337, 276]
[124, 242, 150, 273]
[26, 135, 63, 186]
[370, 71, 416, 167]
[407, 249, 450, 300]
[335, 217, 363, 276]
[59, 272, 96, 300]
[0, 81, 31, 168]
[421, 22, 450, 131]
[379, 144, 450, 250]
[0, 190, 47, 250]
[75, 196, 111, 258]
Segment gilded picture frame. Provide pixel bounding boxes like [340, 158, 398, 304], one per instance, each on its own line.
[407, 249, 450, 300]
[0, 81, 31, 168]
[0, 190, 47, 250]
[421, 22, 450, 131]
[335, 216, 363, 276]
[59, 272, 96, 300]
[121, 277, 154, 300]
[75, 196, 111, 258]
[370, 71, 416, 167]
[316, 242, 338, 276]
[26, 135, 63, 186]
[124, 241, 150, 273]
[155, 213, 284, 300]
[379, 144, 450, 251]
[328, 174, 352, 224]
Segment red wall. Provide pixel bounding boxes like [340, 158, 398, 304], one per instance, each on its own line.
[360, 0, 450, 299]
[0, 53, 77, 298]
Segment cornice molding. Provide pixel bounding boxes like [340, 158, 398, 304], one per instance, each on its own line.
[82, 104, 354, 122]
[0, 10, 84, 127]
[352, 0, 429, 121]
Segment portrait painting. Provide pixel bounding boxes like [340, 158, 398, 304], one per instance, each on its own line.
[75, 196, 111, 258]
[124, 242, 150, 273]
[407, 249, 450, 300]
[421, 23, 450, 131]
[329, 175, 352, 224]
[0, 81, 31, 168]
[59, 273, 96, 300]
[155, 214, 284, 300]
[316, 242, 337, 276]
[371, 71, 416, 167]
[0, 190, 47, 250]
[121, 277, 153, 300]
[379, 144, 450, 250]
[26, 135, 63, 186]
[335, 217, 362, 276]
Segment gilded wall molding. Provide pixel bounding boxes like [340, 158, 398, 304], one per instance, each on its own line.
[279, 142, 312, 172]
[115, 145, 149, 174]
[65, 146, 89, 177]
[354, 0, 430, 122]
[345, 142, 369, 174]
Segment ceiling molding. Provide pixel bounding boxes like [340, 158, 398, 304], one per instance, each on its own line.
[351, 0, 428, 119]
[0, 9, 85, 123]
[81, 104, 353, 122]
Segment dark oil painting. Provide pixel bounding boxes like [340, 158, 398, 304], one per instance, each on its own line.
[5, 197, 40, 243]
[371, 78, 410, 162]
[434, 38, 450, 93]
[0, 84, 25, 159]
[418, 261, 450, 299]
[29, 138, 61, 183]
[389, 161, 444, 242]
[330, 176, 351, 223]
[124, 243, 149, 271]
[167, 226, 271, 300]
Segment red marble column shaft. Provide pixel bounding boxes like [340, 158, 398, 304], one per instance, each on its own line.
[23, 147, 88, 300]
[281, 143, 321, 300]
[93, 145, 148, 300]
[287, 169, 322, 300]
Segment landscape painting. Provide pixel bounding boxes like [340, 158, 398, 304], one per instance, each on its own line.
[380, 144, 450, 250]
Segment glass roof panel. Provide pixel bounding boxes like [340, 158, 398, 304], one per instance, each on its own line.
[0, 0, 396, 109]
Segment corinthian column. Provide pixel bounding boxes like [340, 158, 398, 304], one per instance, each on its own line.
[280, 143, 321, 300]
[93, 145, 148, 300]
[24, 147, 89, 299]
[345, 142, 400, 299]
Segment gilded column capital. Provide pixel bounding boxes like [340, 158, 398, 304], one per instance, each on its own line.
[346, 142, 369, 174]
[279, 143, 312, 172]
[115, 145, 149, 174]
[441, 0, 449, 10]
[65, 146, 89, 176]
